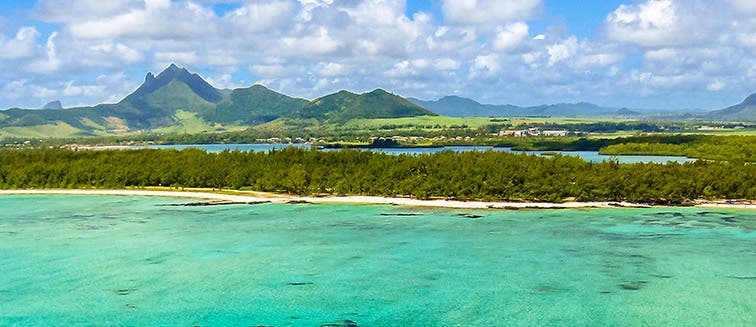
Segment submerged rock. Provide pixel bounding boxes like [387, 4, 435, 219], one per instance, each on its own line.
[114, 288, 134, 295]
[618, 281, 648, 290]
[650, 274, 672, 279]
[286, 200, 313, 204]
[380, 212, 423, 216]
[287, 282, 314, 286]
[320, 320, 359, 327]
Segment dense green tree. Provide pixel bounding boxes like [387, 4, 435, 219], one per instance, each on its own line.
[1, 147, 754, 203]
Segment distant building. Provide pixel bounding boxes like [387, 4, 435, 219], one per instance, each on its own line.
[542, 130, 567, 137]
[507, 128, 567, 137]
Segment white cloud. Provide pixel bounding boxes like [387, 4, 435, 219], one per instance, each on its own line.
[729, 0, 756, 15]
[442, 0, 540, 25]
[280, 27, 343, 56]
[33, 0, 138, 22]
[493, 22, 529, 52]
[707, 79, 725, 91]
[434, 58, 461, 70]
[68, 1, 217, 40]
[0, 72, 137, 108]
[547, 36, 577, 66]
[644, 48, 677, 61]
[154, 51, 198, 67]
[27, 32, 60, 73]
[0, 0, 751, 110]
[0, 27, 41, 59]
[471, 54, 501, 75]
[605, 0, 682, 48]
[225, 1, 297, 32]
[319, 62, 350, 77]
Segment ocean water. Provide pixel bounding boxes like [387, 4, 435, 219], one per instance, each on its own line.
[0, 195, 753, 326]
[134, 143, 695, 164]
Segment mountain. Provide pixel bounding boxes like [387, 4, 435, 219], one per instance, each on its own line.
[0, 65, 436, 137]
[707, 93, 756, 121]
[523, 102, 626, 117]
[408, 96, 519, 117]
[107, 64, 224, 129]
[42, 101, 63, 110]
[213, 85, 308, 125]
[121, 64, 222, 105]
[409, 96, 636, 118]
[295, 89, 436, 123]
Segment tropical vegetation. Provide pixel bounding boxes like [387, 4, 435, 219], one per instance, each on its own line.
[1, 147, 753, 203]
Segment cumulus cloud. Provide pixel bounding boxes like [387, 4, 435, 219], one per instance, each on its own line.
[0, 0, 752, 110]
[225, 1, 297, 33]
[493, 22, 529, 52]
[68, 2, 217, 40]
[0, 71, 137, 108]
[604, 0, 683, 48]
[442, 0, 540, 25]
[0, 27, 41, 59]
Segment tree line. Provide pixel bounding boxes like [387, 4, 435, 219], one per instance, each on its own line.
[1, 147, 754, 203]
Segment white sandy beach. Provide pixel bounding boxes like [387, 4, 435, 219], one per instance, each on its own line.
[1, 189, 754, 210]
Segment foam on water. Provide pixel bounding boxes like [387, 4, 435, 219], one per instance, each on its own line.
[0, 195, 753, 326]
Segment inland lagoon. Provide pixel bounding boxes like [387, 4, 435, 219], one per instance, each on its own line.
[0, 195, 753, 326]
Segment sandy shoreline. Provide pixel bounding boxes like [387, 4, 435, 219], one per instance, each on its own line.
[0, 189, 754, 210]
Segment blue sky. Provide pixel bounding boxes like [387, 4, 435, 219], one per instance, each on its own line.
[0, 0, 754, 110]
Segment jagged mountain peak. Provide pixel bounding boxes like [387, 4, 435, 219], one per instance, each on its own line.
[42, 100, 63, 110]
[121, 64, 222, 104]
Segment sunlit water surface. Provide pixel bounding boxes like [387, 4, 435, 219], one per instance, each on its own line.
[0, 195, 753, 326]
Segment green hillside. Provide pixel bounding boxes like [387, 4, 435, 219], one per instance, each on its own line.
[295, 89, 436, 123]
[211, 85, 308, 125]
[121, 63, 222, 105]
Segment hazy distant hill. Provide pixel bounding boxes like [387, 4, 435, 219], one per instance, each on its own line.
[42, 101, 63, 110]
[295, 89, 436, 123]
[707, 93, 756, 122]
[408, 96, 519, 117]
[409, 96, 639, 118]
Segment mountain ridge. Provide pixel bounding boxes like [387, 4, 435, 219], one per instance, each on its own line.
[296, 88, 436, 123]
[0, 64, 437, 136]
[707, 93, 756, 121]
[408, 96, 640, 118]
[1, 65, 753, 139]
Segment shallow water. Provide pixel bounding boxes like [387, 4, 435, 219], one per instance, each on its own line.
[135, 143, 695, 164]
[0, 195, 753, 326]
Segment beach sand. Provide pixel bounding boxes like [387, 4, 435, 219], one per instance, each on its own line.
[0, 189, 753, 210]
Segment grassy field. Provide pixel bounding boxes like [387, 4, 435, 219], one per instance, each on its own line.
[0, 122, 85, 139]
[341, 116, 638, 130]
[151, 110, 247, 134]
[341, 116, 498, 130]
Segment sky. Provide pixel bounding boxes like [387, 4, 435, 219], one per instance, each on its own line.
[0, 0, 754, 110]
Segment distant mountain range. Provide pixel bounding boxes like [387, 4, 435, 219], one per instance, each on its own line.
[407, 96, 641, 118]
[0, 64, 753, 138]
[0, 64, 432, 137]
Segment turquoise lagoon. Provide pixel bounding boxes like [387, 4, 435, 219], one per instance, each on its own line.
[0, 195, 753, 326]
